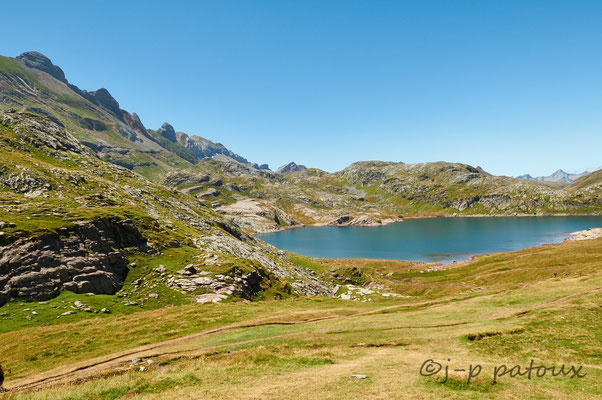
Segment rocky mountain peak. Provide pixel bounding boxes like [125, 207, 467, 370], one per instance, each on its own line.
[277, 162, 307, 174]
[83, 88, 121, 115]
[16, 51, 68, 84]
[157, 122, 177, 142]
[551, 169, 566, 176]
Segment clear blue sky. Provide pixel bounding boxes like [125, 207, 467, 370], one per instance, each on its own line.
[2, 0, 601, 176]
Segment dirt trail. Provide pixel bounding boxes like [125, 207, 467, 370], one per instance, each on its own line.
[4, 286, 600, 393]
[490, 286, 602, 319]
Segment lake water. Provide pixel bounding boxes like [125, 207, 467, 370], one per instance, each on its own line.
[257, 216, 602, 264]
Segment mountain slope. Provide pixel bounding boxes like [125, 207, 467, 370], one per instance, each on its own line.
[0, 52, 267, 181]
[566, 169, 602, 192]
[161, 159, 601, 233]
[0, 110, 333, 308]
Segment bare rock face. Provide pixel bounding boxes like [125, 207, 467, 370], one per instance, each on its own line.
[157, 122, 177, 142]
[0, 218, 147, 306]
[122, 112, 147, 137]
[83, 88, 121, 115]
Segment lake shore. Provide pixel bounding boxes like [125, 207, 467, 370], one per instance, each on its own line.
[257, 215, 602, 265]
[565, 227, 602, 241]
[257, 211, 602, 234]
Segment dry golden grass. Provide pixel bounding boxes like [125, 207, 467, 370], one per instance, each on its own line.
[1, 238, 601, 399]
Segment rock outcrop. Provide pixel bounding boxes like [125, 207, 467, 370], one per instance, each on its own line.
[0, 218, 147, 306]
[1, 110, 86, 153]
[157, 122, 178, 142]
[83, 88, 121, 116]
[169, 266, 269, 301]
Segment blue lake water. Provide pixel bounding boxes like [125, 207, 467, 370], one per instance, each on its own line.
[257, 216, 602, 264]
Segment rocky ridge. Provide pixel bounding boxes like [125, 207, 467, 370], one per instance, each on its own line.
[155, 122, 269, 170]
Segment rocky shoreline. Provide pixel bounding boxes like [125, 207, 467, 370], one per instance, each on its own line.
[565, 227, 602, 241]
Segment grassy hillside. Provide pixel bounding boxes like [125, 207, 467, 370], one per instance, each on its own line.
[566, 169, 602, 192]
[0, 111, 334, 310]
[159, 159, 602, 233]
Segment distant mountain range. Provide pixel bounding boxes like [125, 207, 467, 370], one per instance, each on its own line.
[517, 169, 590, 183]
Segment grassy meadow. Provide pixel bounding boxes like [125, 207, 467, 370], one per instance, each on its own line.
[0, 238, 601, 399]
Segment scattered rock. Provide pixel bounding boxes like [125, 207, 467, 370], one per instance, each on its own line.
[196, 293, 228, 304]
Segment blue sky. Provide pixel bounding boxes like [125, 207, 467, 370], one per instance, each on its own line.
[2, 0, 601, 176]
